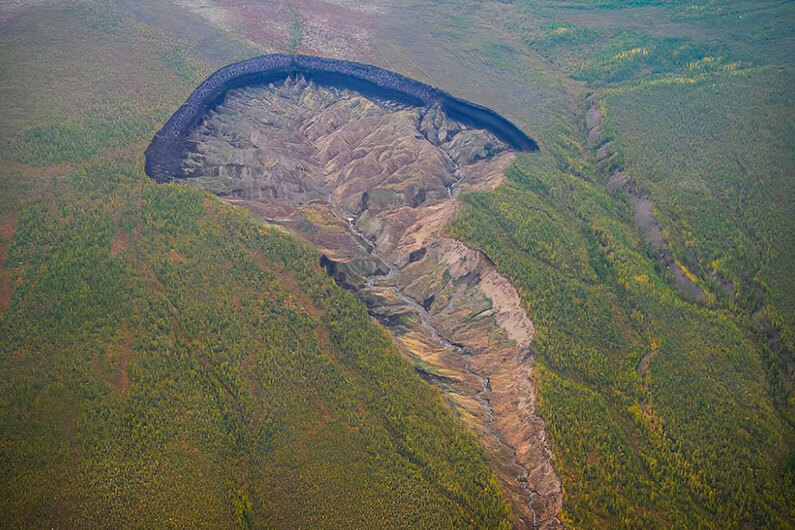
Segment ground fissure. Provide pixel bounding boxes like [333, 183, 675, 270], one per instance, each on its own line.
[155, 74, 562, 528]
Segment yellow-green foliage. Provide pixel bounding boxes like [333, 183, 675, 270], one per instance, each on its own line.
[603, 67, 795, 377]
[449, 153, 793, 528]
[0, 4, 511, 528]
[442, 1, 794, 526]
[0, 161, 511, 528]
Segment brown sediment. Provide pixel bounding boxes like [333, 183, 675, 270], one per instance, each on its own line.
[91, 327, 134, 399]
[169, 77, 561, 528]
[110, 212, 132, 257]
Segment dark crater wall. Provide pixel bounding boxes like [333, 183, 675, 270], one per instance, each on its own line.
[145, 53, 538, 182]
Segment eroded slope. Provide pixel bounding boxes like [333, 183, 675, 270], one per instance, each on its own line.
[180, 76, 562, 528]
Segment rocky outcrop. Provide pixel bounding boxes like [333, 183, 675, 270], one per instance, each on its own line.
[145, 53, 538, 183]
[162, 77, 561, 528]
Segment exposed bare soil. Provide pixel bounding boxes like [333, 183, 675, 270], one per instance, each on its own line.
[180, 77, 562, 528]
[0, 217, 18, 318]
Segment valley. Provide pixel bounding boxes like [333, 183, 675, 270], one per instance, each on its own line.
[1, 1, 792, 528]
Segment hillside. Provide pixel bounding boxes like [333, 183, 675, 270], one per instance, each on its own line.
[148, 75, 561, 526]
[1, 0, 792, 528]
[0, 4, 511, 528]
[440, 0, 795, 526]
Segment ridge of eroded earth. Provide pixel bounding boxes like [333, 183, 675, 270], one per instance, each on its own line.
[179, 76, 562, 529]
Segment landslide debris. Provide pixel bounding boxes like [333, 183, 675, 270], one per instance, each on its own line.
[179, 76, 562, 529]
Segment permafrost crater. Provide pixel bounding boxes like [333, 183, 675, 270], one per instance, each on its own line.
[146, 55, 562, 529]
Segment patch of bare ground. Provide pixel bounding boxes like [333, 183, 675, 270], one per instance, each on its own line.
[167, 248, 186, 264]
[387, 237, 561, 528]
[0, 217, 19, 318]
[178, 78, 562, 528]
[91, 326, 134, 398]
[109, 212, 132, 256]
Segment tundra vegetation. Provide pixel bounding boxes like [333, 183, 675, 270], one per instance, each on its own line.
[0, 0, 792, 529]
[443, 0, 794, 527]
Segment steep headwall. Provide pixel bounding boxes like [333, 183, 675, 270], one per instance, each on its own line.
[173, 79, 561, 527]
[145, 53, 538, 182]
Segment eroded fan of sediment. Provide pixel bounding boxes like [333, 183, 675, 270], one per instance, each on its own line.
[154, 75, 561, 529]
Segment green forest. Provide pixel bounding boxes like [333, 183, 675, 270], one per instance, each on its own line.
[0, 0, 792, 528]
[0, 158, 511, 527]
[447, 0, 794, 526]
[0, 4, 511, 528]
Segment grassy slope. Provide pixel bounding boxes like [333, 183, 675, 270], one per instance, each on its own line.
[0, 3, 511, 528]
[413, 0, 795, 527]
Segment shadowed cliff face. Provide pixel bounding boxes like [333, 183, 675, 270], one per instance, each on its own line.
[174, 76, 562, 529]
[144, 54, 538, 184]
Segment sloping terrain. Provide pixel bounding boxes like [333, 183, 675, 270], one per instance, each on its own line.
[1, 0, 793, 528]
[428, 1, 795, 527]
[0, 169, 514, 528]
[170, 77, 561, 527]
[0, 5, 513, 528]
